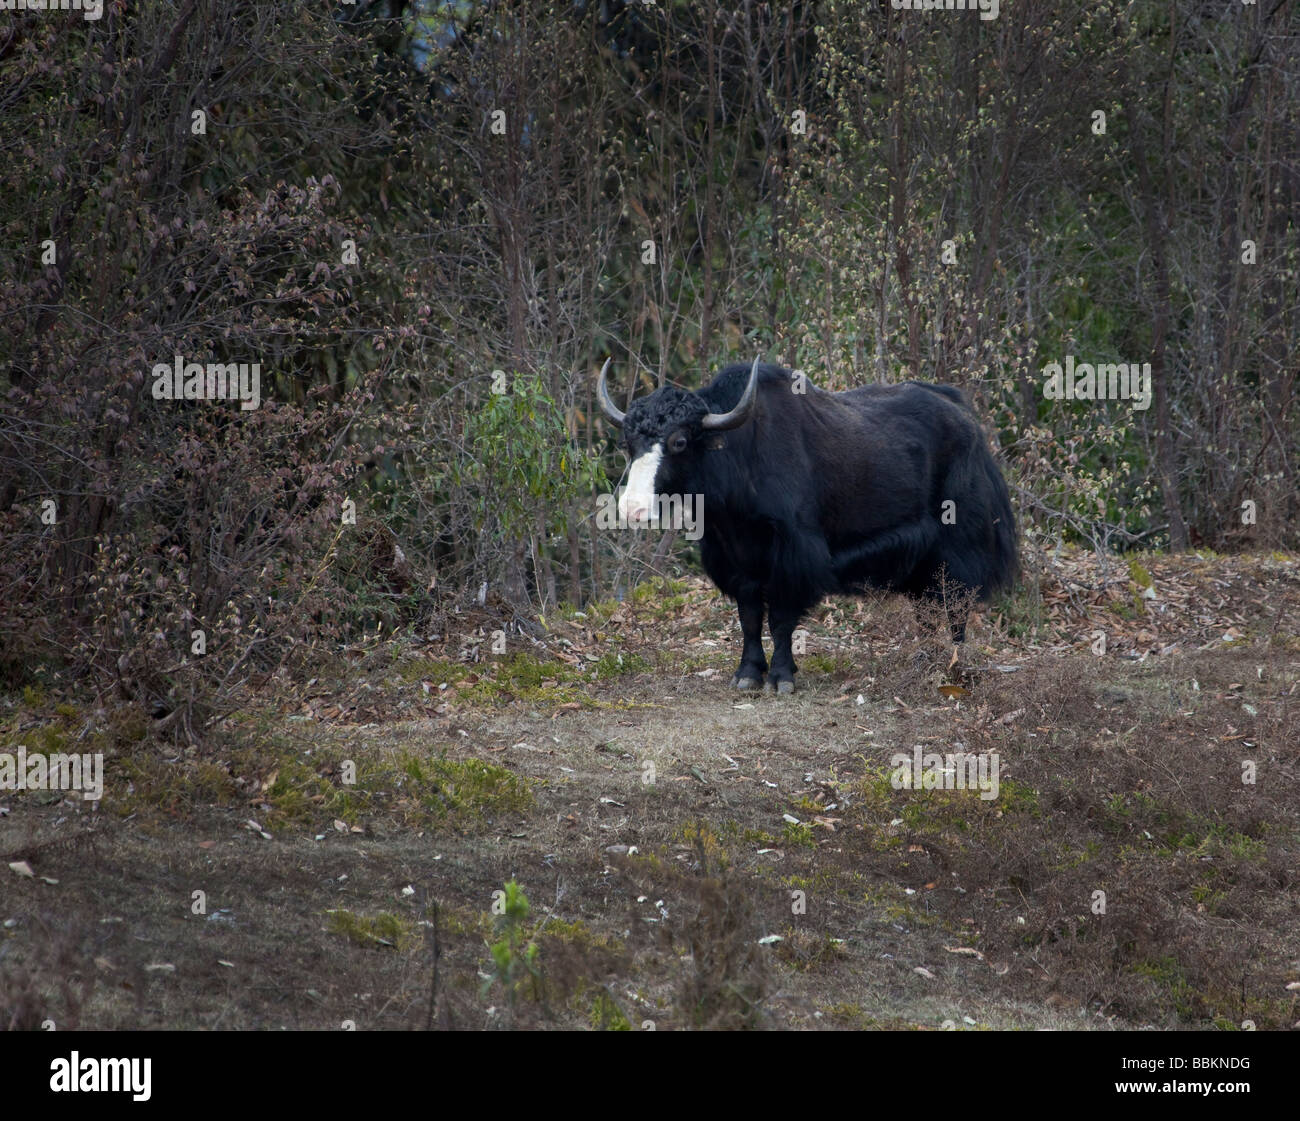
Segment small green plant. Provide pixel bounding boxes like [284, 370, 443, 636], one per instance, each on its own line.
[449, 376, 604, 573]
[782, 820, 816, 848]
[481, 880, 541, 1009]
[1128, 557, 1153, 589]
[588, 989, 633, 1030]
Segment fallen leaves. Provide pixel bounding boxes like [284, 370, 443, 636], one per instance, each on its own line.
[944, 945, 985, 961]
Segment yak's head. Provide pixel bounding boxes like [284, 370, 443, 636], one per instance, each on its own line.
[599, 357, 760, 524]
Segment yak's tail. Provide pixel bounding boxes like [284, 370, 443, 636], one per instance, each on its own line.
[981, 448, 1019, 597]
[934, 428, 1018, 602]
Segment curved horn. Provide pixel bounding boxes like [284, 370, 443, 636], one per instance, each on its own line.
[596, 357, 625, 428]
[701, 356, 761, 430]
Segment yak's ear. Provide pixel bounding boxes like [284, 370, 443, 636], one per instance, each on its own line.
[704, 433, 727, 451]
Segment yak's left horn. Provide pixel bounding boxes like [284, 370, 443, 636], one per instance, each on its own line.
[702, 356, 761, 430]
[597, 357, 625, 427]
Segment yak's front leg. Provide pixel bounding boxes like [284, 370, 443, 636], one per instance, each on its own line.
[765, 603, 802, 694]
[732, 596, 768, 690]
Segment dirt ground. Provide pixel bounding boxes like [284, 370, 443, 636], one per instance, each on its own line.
[3, 548, 1299, 1030]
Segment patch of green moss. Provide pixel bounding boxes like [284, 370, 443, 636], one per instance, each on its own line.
[325, 909, 417, 950]
[998, 779, 1040, 814]
[741, 827, 778, 846]
[110, 726, 531, 833]
[397, 657, 470, 686]
[997, 586, 1047, 640]
[1131, 956, 1195, 1019]
[780, 868, 847, 894]
[897, 795, 969, 835]
[1189, 881, 1226, 914]
[1101, 792, 1266, 860]
[1053, 840, 1102, 869]
[110, 754, 241, 818]
[676, 821, 731, 867]
[821, 1002, 875, 1028]
[539, 918, 624, 955]
[110, 709, 150, 746]
[875, 767, 1038, 836]
[590, 651, 651, 679]
[555, 596, 621, 626]
[859, 827, 904, 852]
[260, 757, 372, 826]
[40, 724, 70, 753]
[853, 766, 897, 815]
[862, 884, 944, 927]
[410, 903, 489, 941]
[1107, 599, 1141, 621]
[631, 576, 691, 617]
[772, 928, 847, 972]
[459, 652, 591, 706]
[1163, 824, 1265, 862]
[397, 752, 533, 826]
[626, 850, 668, 876]
[802, 653, 853, 675]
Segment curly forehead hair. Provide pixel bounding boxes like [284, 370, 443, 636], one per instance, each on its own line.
[623, 388, 709, 445]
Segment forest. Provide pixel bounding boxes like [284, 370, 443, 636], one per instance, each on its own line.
[0, 1, 1297, 1038]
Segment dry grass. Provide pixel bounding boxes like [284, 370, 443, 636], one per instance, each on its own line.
[2, 550, 1298, 1029]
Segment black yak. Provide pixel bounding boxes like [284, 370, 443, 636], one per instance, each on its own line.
[599, 357, 1017, 693]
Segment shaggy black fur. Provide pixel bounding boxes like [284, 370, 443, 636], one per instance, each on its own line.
[616, 363, 1018, 692]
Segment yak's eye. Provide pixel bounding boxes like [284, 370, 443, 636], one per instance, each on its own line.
[668, 432, 688, 454]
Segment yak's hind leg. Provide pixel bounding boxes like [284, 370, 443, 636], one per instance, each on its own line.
[914, 571, 974, 646]
[765, 603, 803, 694]
[932, 589, 970, 644]
[732, 595, 768, 690]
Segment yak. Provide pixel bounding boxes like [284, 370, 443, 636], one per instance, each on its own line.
[598, 357, 1017, 693]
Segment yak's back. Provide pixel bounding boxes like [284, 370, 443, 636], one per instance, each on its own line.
[835, 378, 970, 418]
[704, 366, 973, 430]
